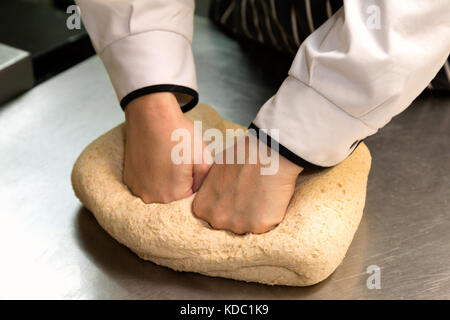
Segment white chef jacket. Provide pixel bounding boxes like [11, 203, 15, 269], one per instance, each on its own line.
[75, 0, 450, 168]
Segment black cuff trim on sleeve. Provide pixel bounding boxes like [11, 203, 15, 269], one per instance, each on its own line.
[248, 123, 327, 171]
[120, 84, 199, 112]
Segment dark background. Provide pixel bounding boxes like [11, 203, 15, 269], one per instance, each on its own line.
[0, 0, 211, 84]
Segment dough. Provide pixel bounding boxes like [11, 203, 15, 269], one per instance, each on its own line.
[71, 104, 371, 286]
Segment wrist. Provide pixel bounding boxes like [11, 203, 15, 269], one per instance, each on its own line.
[249, 135, 303, 175]
[279, 153, 303, 175]
[283, 157, 303, 174]
[125, 92, 182, 119]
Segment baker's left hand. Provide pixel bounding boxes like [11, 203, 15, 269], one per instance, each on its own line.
[193, 135, 303, 234]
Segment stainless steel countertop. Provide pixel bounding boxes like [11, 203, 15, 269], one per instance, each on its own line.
[0, 17, 449, 299]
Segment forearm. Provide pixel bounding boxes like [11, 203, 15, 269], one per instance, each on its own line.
[75, 0, 198, 110]
[253, 0, 450, 168]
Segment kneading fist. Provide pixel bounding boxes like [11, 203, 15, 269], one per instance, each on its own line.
[193, 135, 303, 234]
[124, 92, 212, 204]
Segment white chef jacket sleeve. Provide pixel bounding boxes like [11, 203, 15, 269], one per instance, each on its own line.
[75, 0, 198, 111]
[250, 0, 450, 168]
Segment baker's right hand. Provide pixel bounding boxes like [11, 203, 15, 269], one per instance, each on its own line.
[124, 92, 212, 204]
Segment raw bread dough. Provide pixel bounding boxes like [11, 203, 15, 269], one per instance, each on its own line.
[71, 104, 371, 286]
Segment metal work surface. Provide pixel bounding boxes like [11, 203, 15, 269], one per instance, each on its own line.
[0, 17, 449, 299]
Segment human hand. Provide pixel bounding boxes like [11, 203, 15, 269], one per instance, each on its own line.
[124, 92, 212, 204]
[193, 135, 303, 234]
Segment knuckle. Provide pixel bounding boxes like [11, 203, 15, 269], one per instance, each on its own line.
[266, 216, 283, 227]
[123, 173, 135, 191]
[209, 213, 228, 230]
[251, 224, 271, 234]
[251, 217, 280, 234]
[151, 189, 173, 204]
[192, 197, 206, 218]
[140, 194, 152, 204]
[231, 226, 246, 235]
[131, 188, 152, 204]
[210, 213, 228, 226]
[159, 193, 175, 204]
[230, 221, 247, 235]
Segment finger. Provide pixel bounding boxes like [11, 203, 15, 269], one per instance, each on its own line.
[160, 183, 194, 203]
[192, 162, 212, 192]
[192, 190, 208, 219]
[181, 187, 194, 199]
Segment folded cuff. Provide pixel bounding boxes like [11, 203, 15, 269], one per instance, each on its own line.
[248, 123, 327, 170]
[252, 76, 377, 167]
[120, 84, 198, 112]
[100, 30, 198, 111]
